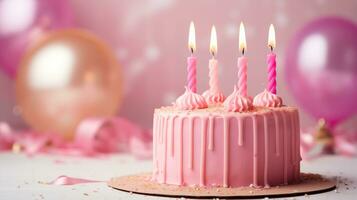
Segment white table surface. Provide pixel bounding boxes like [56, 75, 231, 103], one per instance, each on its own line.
[0, 152, 356, 200]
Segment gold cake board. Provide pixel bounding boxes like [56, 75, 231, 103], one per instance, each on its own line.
[108, 173, 336, 198]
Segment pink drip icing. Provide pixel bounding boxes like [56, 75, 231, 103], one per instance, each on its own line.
[167, 117, 172, 157]
[188, 118, 194, 170]
[208, 117, 214, 151]
[160, 117, 164, 144]
[273, 112, 280, 156]
[238, 118, 244, 146]
[152, 115, 158, 178]
[48, 176, 100, 185]
[295, 114, 299, 180]
[200, 118, 207, 186]
[295, 112, 301, 181]
[252, 116, 258, 186]
[163, 117, 168, 182]
[156, 116, 160, 174]
[292, 111, 299, 181]
[160, 119, 164, 180]
[169, 116, 175, 157]
[290, 114, 295, 166]
[223, 117, 229, 187]
[292, 112, 296, 181]
[156, 117, 161, 180]
[282, 111, 288, 184]
[162, 117, 167, 143]
[178, 118, 183, 185]
[157, 116, 160, 146]
[263, 115, 269, 187]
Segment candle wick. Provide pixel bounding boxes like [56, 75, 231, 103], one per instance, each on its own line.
[211, 51, 215, 58]
[191, 47, 194, 55]
[242, 48, 245, 56]
[269, 45, 273, 52]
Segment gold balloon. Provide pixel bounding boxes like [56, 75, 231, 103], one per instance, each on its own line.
[16, 29, 123, 140]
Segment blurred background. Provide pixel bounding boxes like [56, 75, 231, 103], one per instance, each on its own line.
[1, 0, 357, 152]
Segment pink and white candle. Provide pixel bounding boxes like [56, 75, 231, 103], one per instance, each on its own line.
[202, 25, 225, 104]
[267, 24, 277, 94]
[237, 22, 248, 97]
[187, 21, 197, 93]
[208, 58, 218, 93]
[208, 25, 219, 93]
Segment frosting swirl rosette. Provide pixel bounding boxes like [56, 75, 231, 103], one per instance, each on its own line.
[253, 89, 283, 107]
[174, 87, 208, 110]
[223, 86, 253, 112]
[202, 90, 226, 105]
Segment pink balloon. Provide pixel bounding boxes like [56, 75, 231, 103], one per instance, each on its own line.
[285, 17, 357, 126]
[0, 0, 74, 78]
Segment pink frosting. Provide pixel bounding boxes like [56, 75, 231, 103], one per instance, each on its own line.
[253, 89, 283, 107]
[174, 87, 208, 110]
[152, 106, 301, 187]
[223, 86, 253, 112]
[202, 90, 226, 105]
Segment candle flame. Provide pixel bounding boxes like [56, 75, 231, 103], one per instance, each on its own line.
[239, 22, 247, 53]
[209, 25, 217, 55]
[268, 24, 276, 49]
[188, 21, 196, 53]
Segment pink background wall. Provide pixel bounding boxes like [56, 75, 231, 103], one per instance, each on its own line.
[1, 0, 357, 129]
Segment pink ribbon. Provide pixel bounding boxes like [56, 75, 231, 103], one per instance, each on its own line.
[300, 127, 357, 160]
[0, 117, 152, 158]
[47, 175, 102, 185]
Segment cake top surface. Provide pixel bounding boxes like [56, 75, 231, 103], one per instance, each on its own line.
[155, 105, 297, 117]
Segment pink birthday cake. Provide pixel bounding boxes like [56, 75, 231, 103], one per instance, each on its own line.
[151, 21, 301, 189]
[151, 88, 301, 188]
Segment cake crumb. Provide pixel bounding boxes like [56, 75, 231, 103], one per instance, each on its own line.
[83, 193, 89, 196]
